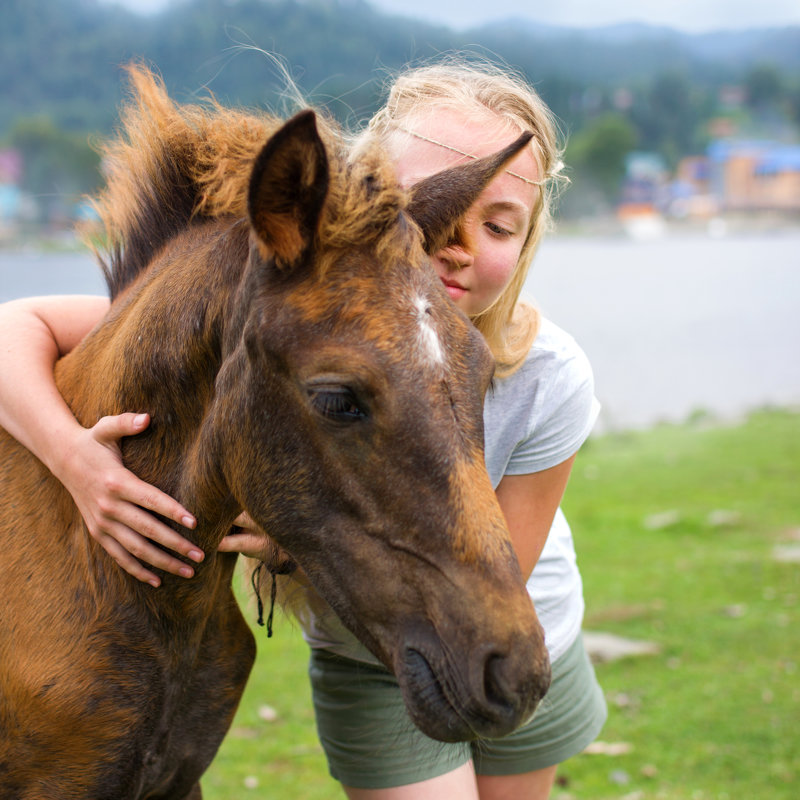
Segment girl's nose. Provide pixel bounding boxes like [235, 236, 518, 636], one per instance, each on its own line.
[435, 243, 474, 271]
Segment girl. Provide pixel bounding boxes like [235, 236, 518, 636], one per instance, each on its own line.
[0, 59, 605, 800]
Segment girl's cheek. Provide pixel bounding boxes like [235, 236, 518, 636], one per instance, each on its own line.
[484, 250, 519, 291]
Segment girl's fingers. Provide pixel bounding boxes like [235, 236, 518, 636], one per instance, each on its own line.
[92, 413, 198, 531]
[102, 521, 197, 580]
[123, 478, 201, 557]
[133, 481, 198, 533]
[218, 531, 267, 559]
[108, 501, 202, 569]
[232, 511, 256, 529]
[98, 533, 166, 587]
[93, 411, 151, 444]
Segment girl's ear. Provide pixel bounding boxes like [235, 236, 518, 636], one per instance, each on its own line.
[406, 132, 533, 254]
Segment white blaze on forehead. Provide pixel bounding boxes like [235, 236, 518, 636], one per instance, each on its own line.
[413, 295, 445, 366]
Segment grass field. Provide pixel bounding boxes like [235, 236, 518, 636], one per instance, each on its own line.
[202, 408, 800, 799]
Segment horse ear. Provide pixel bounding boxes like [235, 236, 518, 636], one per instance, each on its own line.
[248, 110, 329, 270]
[406, 132, 534, 254]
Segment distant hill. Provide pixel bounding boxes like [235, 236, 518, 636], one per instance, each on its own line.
[3, 0, 799, 134]
[3, 0, 798, 219]
[469, 18, 800, 84]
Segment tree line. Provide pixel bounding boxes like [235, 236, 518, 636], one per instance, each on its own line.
[3, 0, 799, 220]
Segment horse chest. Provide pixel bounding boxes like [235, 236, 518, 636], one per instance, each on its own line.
[126, 598, 257, 798]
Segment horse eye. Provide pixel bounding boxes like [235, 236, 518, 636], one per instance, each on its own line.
[308, 388, 367, 423]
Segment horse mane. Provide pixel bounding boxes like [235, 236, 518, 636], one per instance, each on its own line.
[86, 63, 419, 300]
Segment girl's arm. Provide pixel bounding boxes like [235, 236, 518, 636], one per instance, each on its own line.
[494, 454, 577, 580]
[0, 295, 202, 586]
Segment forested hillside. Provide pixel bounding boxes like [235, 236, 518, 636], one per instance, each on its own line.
[3, 0, 799, 216]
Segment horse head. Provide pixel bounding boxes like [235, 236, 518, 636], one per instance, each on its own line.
[204, 110, 550, 742]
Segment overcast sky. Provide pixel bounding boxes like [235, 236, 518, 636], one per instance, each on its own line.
[104, 0, 800, 32]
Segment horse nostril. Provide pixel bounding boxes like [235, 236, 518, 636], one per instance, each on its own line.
[482, 649, 551, 720]
[483, 653, 514, 712]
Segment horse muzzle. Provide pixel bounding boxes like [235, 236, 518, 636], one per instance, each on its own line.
[394, 623, 552, 743]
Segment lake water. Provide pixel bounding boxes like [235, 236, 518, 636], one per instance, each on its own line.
[2, 230, 799, 431]
[526, 230, 800, 430]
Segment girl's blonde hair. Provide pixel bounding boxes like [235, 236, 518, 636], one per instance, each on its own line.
[357, 57, 567, 377]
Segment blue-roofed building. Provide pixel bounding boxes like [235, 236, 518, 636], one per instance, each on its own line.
[707, 140, 800, 212]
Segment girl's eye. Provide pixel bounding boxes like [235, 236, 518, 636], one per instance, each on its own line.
[308, 388, 367, 423]
[485, 221, 513, 237]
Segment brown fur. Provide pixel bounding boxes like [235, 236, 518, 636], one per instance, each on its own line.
[88, 64, 415, 299]
[0, 65, 549, 798]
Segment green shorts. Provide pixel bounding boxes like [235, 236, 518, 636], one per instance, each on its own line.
[308, 633, 607, 789]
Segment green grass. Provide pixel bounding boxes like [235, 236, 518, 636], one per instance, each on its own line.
[203, 409, 800, 799]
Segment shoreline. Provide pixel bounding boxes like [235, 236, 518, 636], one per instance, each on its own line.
[3, 211, 800, 254]
[552, 211, 800, 241]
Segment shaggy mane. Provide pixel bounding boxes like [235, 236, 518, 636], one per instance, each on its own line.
[87, 64, 418, 299]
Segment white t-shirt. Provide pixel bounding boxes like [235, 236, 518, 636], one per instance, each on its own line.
[484, 316, 599, 662]
[300, 316, 599, 664]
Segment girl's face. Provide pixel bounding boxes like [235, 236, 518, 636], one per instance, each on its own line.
[391, 109, 540, 317]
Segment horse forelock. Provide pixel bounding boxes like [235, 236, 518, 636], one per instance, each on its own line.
[316, 142, 426, 278]
[86, 64, 423, 300]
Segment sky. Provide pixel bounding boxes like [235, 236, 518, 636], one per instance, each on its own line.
[104, 0, 800, 32]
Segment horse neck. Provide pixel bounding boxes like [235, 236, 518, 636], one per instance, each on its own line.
[55, 221, 251, 561]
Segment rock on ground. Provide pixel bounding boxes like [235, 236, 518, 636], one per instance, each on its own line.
[583, 631, 661, 663]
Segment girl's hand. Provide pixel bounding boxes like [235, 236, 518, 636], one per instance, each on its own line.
[220, 513, 299, 578]
[219, 512, 270, 560]
[57, 412, 202, 587]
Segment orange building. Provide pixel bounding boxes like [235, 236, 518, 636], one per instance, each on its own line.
[708, 140, 800, 212]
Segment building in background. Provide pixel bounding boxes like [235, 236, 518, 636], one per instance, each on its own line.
[708, 140, 800, 213]
[618, 139, 800, 235]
